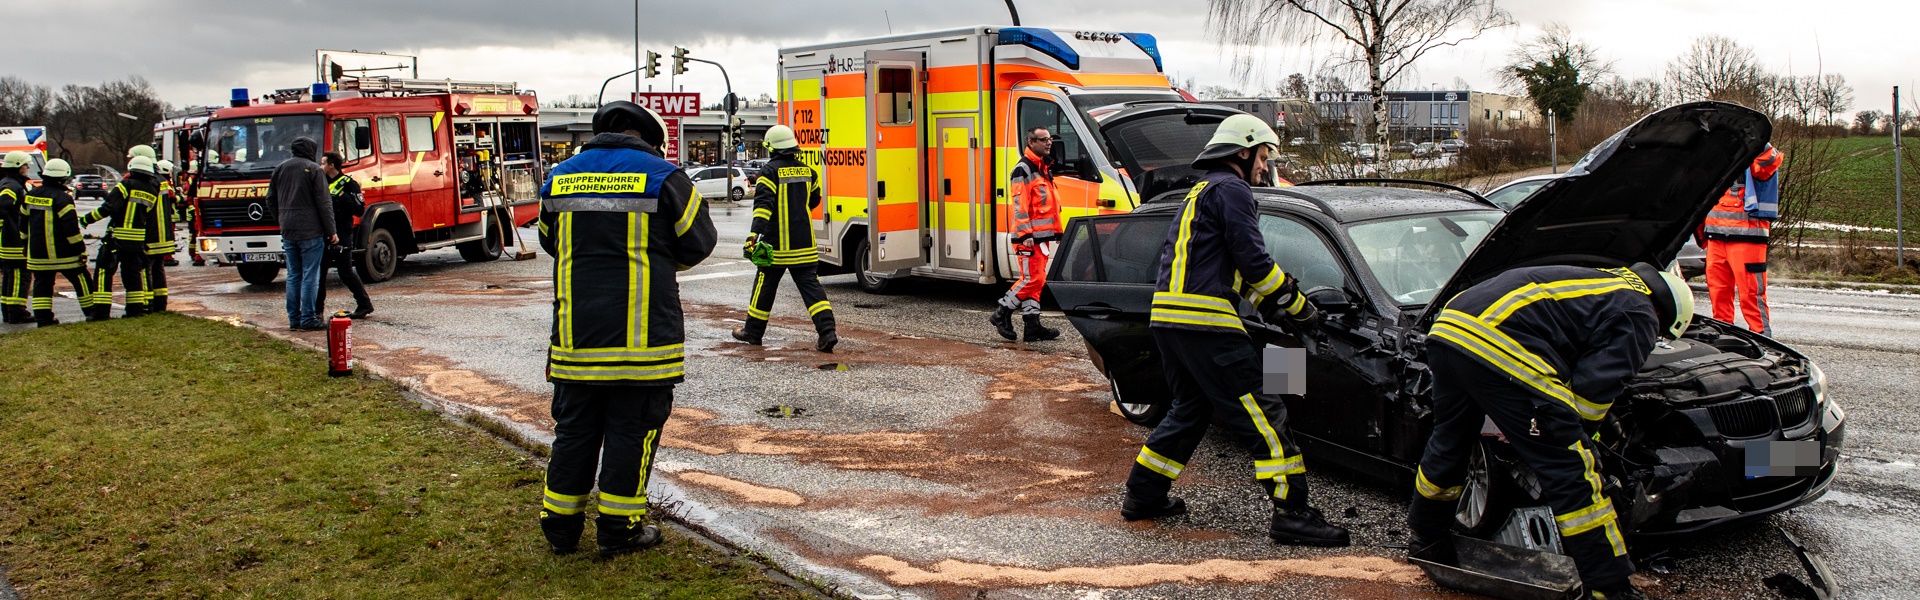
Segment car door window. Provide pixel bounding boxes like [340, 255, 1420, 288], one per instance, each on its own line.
[1258, 214, 1347, 292]
[404, 116, 435, 153]
[332, 118, 371, 162]
[1017, 98, 1092, 173]
[1052, 214, 1175, 284]
[376, 117, 402, 154]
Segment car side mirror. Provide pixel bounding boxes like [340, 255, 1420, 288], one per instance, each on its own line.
[1073, 156, 1103, 183]
[355, 126, 372, 151]
[1305, 286, 1354, 313]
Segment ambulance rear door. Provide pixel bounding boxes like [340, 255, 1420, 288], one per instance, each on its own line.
[782, 66, 833, 263]
[864, 50, 927, 273]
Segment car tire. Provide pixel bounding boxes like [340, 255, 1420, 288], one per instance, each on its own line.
[236, 263, 281, 286]
[730, 187, 745, 201]
[457, 215, 504, 263]
[853, 237, 895, 294]
[358, 227, 400, 283]
[1455, 437, 1521, 536]
[1109, 370, 1168, 427]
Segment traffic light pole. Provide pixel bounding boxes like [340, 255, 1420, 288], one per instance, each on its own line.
[683, 56, 736, 197]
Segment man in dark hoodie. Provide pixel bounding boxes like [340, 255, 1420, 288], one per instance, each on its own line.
[265, 137, 335, 330]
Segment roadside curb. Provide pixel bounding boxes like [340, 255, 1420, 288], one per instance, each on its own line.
[1771, 277, 1920, 293]
[193, 312, 887, 600]
[0, 566, 18, 600]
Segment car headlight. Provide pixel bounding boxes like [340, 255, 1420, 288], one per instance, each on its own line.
[1807, 361, 1826, 405]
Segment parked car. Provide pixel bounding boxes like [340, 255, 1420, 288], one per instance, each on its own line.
[1439, 139, 1468, 153]
[1390, 141, 1418, 154]
[1046, 102, 1840, 539]
[1353, 144, 1382, 162]
[1289, 137, 1308, 147]
[1412, 142, 1442, 158]
[1486, 174, 1707, 279]
[688, 166, 752, 201]
[72, 174, 108, 199]
[744, 158, 772, 178]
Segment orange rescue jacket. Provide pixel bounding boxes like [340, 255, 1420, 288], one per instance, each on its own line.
[1702, 146, 1782, 244]
[1009, 148, 1060, 244]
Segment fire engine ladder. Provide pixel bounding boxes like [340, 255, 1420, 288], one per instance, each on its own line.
[338, 76, 521, 96]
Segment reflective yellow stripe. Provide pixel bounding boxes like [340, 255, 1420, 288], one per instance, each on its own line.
[1428, 323, 1609, 421]
[1415, 466, 1462, 501]
[627, 213, 642, 348]
[1148, 308, 1245, 331]
[547, 362, 684, 381]
[1167, 182, 1209, 293]
[597, 491, 648, 516]
[752, 208, 773, 220]
[543, 486, 591, 515]
[548, 344, 684, 362]
[1151, 292, 1236, 314]
[1437, 310, 1614, 419]
[1249, 265, 1283, 297]
[675, 189, 703, 236]
[1238, 393, 1288, 467]
[746, 271, 768, 320]
[556, 213, 573, 346]
[1562, 441, 1628, 556]
[1254, 455, 1305, 478]
[1479, 278, 1636, 326]
[808, 300, 831, 316]
[1135, 446, 1185, 479]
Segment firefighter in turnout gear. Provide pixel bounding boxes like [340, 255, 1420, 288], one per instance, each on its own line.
[535, 101, 717, 559]
[730, 125, 838, 352]
[156, 159, 182, 267]
[143, 159, 180, 310]
[82, 155, 162, 317]
[20, 159, 99, 325]
[1120, 114, 1349, 547]
[1407, 264, 1693, 600]
[1702, 144, 1781, 336]
[988, 127, 1062, 342]
[1, 151, 31, 324]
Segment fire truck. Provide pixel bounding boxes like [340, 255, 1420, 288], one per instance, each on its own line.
[0, 126, 49, 184]
[153, 108, 214, 171]
[193, 77, 543, 284]
[777, 26, 1241, 292]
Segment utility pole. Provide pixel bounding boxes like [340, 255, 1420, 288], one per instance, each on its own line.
[1548, 108, 1557, 174]
[1897, 86, 1906, 269]
[633, 0, 640, 101]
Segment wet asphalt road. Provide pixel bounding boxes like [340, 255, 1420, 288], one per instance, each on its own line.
[7, 203, 1918, 599]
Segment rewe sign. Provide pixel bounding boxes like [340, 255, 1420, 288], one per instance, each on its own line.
[633, 92, 702, 118]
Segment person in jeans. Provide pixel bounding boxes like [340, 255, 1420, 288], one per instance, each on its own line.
[316, 152, 372, 318]
[265, 137, 335, 330]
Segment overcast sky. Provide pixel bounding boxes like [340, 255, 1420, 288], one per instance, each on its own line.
[15, 0, 1916, 116]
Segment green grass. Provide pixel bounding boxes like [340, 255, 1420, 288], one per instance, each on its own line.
[1795, 136, 1919, 229]
[0, 314, 808, 599]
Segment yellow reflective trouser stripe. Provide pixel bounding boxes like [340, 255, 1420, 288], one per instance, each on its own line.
[543, 486, 591, 515]
[1415, 466, 1463, 501]
[808, 300, 831, 316]
[1560, 441, 1628, 556]
[752, 208, 772, 220]
[1433, 312, 1612, 421]
[597, 491, 648, 517]
[1135, 446, 1185, 479]
[1166, 182, 1209, 293]
[747, 271, 769, 320]
[1479, 278, 1636, 326]
[633, 429, 660, 518]
[1254, 455, 1305, 478]
[1237, 393, 1298, 490]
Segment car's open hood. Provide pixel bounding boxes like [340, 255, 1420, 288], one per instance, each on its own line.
[1419, 102, 1772, 325]
[1093, 102, 1241, 199]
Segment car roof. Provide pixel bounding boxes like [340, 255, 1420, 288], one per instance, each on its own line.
[1140, 184, 1499, 224]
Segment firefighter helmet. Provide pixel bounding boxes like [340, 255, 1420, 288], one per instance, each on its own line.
[1192, 113, 1281, 167]
[1655, 269, 1694, 338]
[591, 101, 669, 148]
[127, 144, 156, 160]
[763, 125, 799, 150]
[2, 151, 28, 169]
[42, 158, 72, 178]
[155, 159, 175, 175]
[128, 155, 156, 175]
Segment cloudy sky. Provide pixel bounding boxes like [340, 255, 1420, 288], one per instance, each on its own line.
[16, 0, 1916, 115]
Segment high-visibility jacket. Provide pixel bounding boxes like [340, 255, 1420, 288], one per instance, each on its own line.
[0, 174, 25, 262]
[1149, 169, 1295, 335]
[749, 152, 821, 266]
[81, 173, 161, 245]
[1702, 146, 1782, 244]
[21, 184, 87, 271]
[144, 179, 179, 256]
[1427, 265, 1664, 423]
[1009, 149, 1061, 244]
[538, 132, 717, 385]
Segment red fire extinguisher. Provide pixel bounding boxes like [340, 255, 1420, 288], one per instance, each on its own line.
[327, 311, 354, 377]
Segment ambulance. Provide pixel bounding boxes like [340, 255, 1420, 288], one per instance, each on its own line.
[0, 126, 49, 184]
[778, 26, 1244, 292]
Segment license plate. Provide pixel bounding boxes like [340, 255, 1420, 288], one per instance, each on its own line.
[1744, 440, 1820, 478]
[243, 253, 280, 263]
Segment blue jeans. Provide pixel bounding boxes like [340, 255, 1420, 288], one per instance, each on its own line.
[282, 236, 327, 327]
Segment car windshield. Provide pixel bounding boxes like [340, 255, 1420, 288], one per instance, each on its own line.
[202, 115, 324, 178]
[1346, 211, 1505, 305]
[1485, 179, 1550, 210]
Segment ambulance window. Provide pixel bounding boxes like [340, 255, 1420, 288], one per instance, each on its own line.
[377, 117, 403, 154]
[876, 68, 913, 125]
[332, 118, 371, 162]
[1018, 98, 1090, 167]
[405, 116, 436, 152]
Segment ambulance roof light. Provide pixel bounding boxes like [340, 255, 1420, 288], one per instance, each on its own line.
[997, 27, 1080, 71]
[230, 88, 249, 108]
[1120, 32, 1163, 72]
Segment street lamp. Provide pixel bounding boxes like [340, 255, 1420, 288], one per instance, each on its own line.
[116, 112, 140, 121]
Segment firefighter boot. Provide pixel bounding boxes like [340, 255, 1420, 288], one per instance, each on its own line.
[33, 309, 58, 327]
[989, 305, 1017, 341]
[815, 326, 838, 353]
[1270, 505, 1350, 547]
[1406, 530, 1457, 566]
[86, 304, 112, 322]
[595, 515, 662, 559]
[1022, 314, 1060, 342]
[1120, 495, 1188, 521]
[2, 306, 28, 325]
[731, 325, 763, 345]
[1406, 496, 1458, 564]
[539, 511, 585, 555]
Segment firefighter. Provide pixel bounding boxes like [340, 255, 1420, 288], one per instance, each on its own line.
[1, 151, 31, 324]
[20, 159, 99, 325]
[82, 155, 162, 317]
[535, 101, 717, 558]
[1702, 144, 1782, 336]
[1407, 264, 1693, 600]
[142, 159, 180, 310]
[1120, 114, 1348, 547]
[316, 152, 372, 318]
[988, 127, 1062, 342]
[156, 159, 181, 267]
[730, 125, 837, 352]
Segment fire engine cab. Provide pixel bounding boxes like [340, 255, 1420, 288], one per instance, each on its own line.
[778, 26, 1241, 292]
[193, 77, 543, 284]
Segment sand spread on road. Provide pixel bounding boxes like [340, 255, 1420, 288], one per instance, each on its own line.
[676, 472, 806, 506]
[854, 554, 1429, 588]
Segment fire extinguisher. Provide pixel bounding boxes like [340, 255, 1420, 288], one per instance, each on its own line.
[327, 311, 354, 377]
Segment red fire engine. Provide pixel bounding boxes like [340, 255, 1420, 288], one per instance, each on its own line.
[192, 77, 543, 284]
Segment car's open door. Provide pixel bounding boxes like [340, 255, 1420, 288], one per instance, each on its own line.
[1048, 212, 1175, 424]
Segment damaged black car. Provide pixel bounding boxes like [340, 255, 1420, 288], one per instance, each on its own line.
[1046, 102, 1844, 538]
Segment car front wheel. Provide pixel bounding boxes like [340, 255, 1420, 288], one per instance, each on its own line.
[1109, 370, 1168, 427]
[1455, 437, 1521, 536]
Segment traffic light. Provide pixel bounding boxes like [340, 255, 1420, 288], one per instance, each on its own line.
[642, 51, 661, 79]
[728, 117, 745, 147]
[671, 47, 690, 76]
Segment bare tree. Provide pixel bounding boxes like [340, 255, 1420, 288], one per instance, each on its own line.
[1197, 85, 1248, 100]
[1208, 0, 1514, 163]
[1500, 23, 1613, 125]
[1282, 73, 1311, 99]
[1813, 73, 1854, 126]
[0, 77, 56, 126]
[1313, 74, 1349, 93]
[1667, 35, 1767, 105]
[1854, 110, 1883, 135]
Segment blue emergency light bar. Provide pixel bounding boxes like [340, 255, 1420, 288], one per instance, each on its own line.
[1120, 32, 1163, 71]
[230, 88, 248, 108]
[311, 82, 330, 102]
[997, 27, 1079, 70]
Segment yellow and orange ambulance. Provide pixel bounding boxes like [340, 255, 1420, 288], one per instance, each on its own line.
[778, 26, 1242, 292]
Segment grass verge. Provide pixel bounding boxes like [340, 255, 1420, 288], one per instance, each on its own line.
[0, 313, 808, 599]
